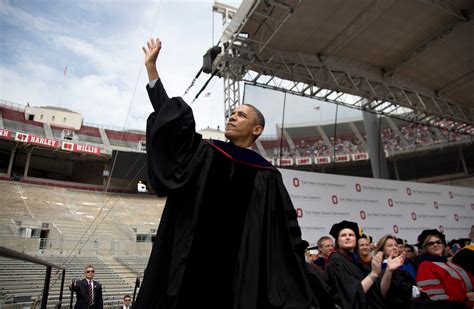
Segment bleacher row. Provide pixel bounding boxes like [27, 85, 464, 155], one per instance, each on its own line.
[0, 180, 164, 231]
[2, 100, 472, 164]
[0, 255, 149, 308]
[0, 104, 145, 150]
[0, 180, 165, 307]
[254, 117, 471, 161]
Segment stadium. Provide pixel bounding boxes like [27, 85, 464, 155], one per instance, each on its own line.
[1, 0, 474, 308]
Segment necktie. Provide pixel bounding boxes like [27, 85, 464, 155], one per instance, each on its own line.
[88, 280, 93, 306]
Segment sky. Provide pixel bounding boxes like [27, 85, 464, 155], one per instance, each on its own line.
[0, 0, 361, 135]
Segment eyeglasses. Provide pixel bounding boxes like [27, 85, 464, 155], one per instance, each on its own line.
[124, 299, 131, 302]
[426, 240, 443, 247]
[85, 270, 95, 273]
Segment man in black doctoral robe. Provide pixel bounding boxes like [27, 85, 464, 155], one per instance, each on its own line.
[134, 38, 320, 309]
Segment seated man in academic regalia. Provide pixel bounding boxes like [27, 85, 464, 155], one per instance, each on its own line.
[134, 37, 321, 309]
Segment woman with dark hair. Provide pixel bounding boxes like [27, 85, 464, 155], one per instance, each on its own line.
[416, 229, 473, 308]
[324, 220, 404, 308]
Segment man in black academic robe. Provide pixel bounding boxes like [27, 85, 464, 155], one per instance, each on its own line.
[134, 38, 320, 309]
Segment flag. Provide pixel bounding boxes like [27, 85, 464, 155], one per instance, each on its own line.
[64, 65, 68, 77]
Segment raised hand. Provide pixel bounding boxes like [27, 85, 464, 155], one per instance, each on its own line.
[386, 251, 404, 271]
[143, 38, 162, 67]
[142, 38, 161, 81]
[371, 252, 384, 275]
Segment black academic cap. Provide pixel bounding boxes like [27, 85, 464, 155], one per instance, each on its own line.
[417, 229, 446, 248]
[396, 238, 406, 245]
[301, 240, 310, 250]
[329, 220, 361, 240]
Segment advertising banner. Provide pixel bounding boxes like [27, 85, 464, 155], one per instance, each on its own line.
[61, 141, 101, 156]
[0, 129, 13, 140]
[281, 168, 474, 246]
[28, 134, 59, 149]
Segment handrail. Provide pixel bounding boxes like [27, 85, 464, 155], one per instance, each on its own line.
[0, 246, 64, 269]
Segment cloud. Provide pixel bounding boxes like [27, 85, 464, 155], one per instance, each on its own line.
[0, 0, 62, 34]
[1, 0, 236, 131]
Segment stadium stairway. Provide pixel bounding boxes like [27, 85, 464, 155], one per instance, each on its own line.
[98, 255, 139, 289]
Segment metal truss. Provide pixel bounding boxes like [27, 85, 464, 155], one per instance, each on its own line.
[213, 0, 473, 135]
[214, 45, 473, 136]
[244, 66, 473, 135]
[223, 77, 240, 119]
[217, 0, 303, 115]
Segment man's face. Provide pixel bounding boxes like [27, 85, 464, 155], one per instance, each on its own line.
[224, 105, 262, 144]
[123, 297, 131, 306]
[404, 246, 414, 259]
[320, 239, 334, 258]
[84, 267, 95, 280]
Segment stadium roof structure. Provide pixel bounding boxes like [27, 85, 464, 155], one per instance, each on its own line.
[212, 0, 474, 135]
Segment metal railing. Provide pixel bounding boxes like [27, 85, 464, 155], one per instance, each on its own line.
[0, 235, 152, 256]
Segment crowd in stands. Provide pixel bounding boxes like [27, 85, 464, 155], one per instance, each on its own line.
[293, 135, 366, 157]
[259, 122, 470, 160]
[305, 222, 474, 308]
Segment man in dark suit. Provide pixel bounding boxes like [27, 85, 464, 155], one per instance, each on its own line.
[69, 265, 103, 309]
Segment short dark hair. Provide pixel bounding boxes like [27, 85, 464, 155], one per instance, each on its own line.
[243, 104, 265, 128]
[123, 294, 131, 300]
[84, 265, 94, 271]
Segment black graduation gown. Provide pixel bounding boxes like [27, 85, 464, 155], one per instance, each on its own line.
[324, 252, 385, 309]
[384, 269, 415, 309]
[134, 79, 318, 309]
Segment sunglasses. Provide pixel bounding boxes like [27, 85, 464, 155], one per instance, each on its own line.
[124, 299, 131, 302]
[85, 270, 95, 273]
[426, 240, 443, 247]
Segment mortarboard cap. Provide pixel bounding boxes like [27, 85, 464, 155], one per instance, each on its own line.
[329, 220, 361, 240]
[417, 229, 446, 248]
[396, 238, 408, 245]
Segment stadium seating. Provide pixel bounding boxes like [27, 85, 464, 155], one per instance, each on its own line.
[105, 129, 143, 148]
[0, 179, 163, 307]
[0, 255, 137, 307]
[114, 255, 149, 278]
[255, 118, 471, 163]
[1, 92, 473, 308]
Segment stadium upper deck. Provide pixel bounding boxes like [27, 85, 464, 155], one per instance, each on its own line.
[254, 116, 473, 165]
[0, 99, 146, 157]
[1, 99, 473, 175]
